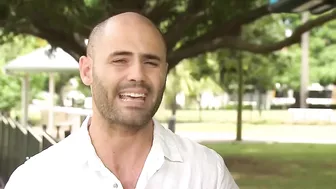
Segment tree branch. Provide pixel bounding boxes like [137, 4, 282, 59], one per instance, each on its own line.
[145, 0, 176, 25]
[163, 0, 210, 50]
[104, 0, 145, 17]
[226, 5, 270, 30]
[164, 11, 206, 50]
[0, 3, 9, 22]
[14, 21, 85, 60]
[121, 0, 147, 10]
[168, 9, 336, 69]
[178, 5, 270, 52]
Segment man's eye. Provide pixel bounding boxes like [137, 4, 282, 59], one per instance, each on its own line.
[145, 61, 159, 67]
[112, 59, 127, 64]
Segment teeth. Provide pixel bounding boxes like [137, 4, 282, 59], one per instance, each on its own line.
[120, 93, 145, 98]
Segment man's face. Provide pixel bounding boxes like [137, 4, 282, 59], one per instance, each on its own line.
[87, 22, 167, 130]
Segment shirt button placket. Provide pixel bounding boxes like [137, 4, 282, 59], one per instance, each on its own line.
[113, 183, 118, 188]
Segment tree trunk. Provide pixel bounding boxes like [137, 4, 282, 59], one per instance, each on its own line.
[168, 94, 177, 133]
[257, 89, 263, 118]
[236, 56, 243, 141]
[198, 95, 203, 122]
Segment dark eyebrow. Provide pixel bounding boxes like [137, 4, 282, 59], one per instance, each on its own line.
[109, 51, 162, 61]
[142, 53, 161, 62]
[110, 51, 133, 57]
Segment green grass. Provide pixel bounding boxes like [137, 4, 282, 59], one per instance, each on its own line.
[173, 122, 239, 132]
[154, 109, 289, 124]
[171, 123, 336, 140]
[205, 143, 336, 189]
[154, 109, 336, 125]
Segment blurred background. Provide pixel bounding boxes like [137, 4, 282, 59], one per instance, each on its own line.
[1, 0, 336, 188]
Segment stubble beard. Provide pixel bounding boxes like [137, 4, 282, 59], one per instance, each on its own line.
[92, 72, 165, 131]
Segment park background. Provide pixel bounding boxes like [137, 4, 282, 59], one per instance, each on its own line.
[1, 0, 336, 188]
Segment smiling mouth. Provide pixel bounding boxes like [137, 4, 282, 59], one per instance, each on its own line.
[119, 92, 146, 102]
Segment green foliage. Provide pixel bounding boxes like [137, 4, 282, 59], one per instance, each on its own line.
[1, 0, 333, 70]
[179, 13, 293, 93]
[310, 20, 336, 85]
[164, 57, 223, 109]
[0, 73, 21, 112]
[208, 16, 336, 91]
[74, 76, 91, 97]
[189, 49, 287, 94]
[0, 35, 48, 112]
[314, 45, 336, 85]
[0, 1, 334, 111]
[273, 20, 336, 90]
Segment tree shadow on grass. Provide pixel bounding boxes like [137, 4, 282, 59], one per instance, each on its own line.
[222, 155, 336, 189]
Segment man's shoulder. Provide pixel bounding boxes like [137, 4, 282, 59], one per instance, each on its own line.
[5, 131, 83, 188]
[18, 130, 81, 171]
[160, 125, 223, 165]
[158, 125, 239, 188]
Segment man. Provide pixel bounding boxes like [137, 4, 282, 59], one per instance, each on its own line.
[5, 12, 239, 189]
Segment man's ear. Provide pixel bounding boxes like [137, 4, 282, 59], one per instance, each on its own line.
[79, 56, 93, 86]
[164, 62, 169, 74]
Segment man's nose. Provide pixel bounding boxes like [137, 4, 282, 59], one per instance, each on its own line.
[127, 61, 145, 82]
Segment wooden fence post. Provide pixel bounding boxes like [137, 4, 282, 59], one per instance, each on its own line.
[0, 115, 57, 186]
[26, 127, 41, 159]
[7, 120, 17, 180]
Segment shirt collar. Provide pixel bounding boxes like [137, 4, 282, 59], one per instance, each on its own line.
[152, 119, 183, 162]
[75, 116, 183, 167]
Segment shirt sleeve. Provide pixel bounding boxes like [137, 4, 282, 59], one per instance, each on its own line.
[4, 164, 33, 189]
[216, 153, 240, 189]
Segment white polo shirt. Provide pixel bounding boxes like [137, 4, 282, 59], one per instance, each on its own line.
[5, 117, 239, 189]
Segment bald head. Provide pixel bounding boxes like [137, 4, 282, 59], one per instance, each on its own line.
[87, 12, 166, 58]
[79, 12, 168, 130]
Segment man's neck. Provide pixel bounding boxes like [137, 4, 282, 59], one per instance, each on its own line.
[88, 114, 154, 174]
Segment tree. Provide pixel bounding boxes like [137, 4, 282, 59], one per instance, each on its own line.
[0, 0, 335, 70]
[193, 12, 291, 93]
[310, 20, 336, 85]
[164, 57, 223, 116]
[188, 14, 295, 140]
[273, 19, 336, 89]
